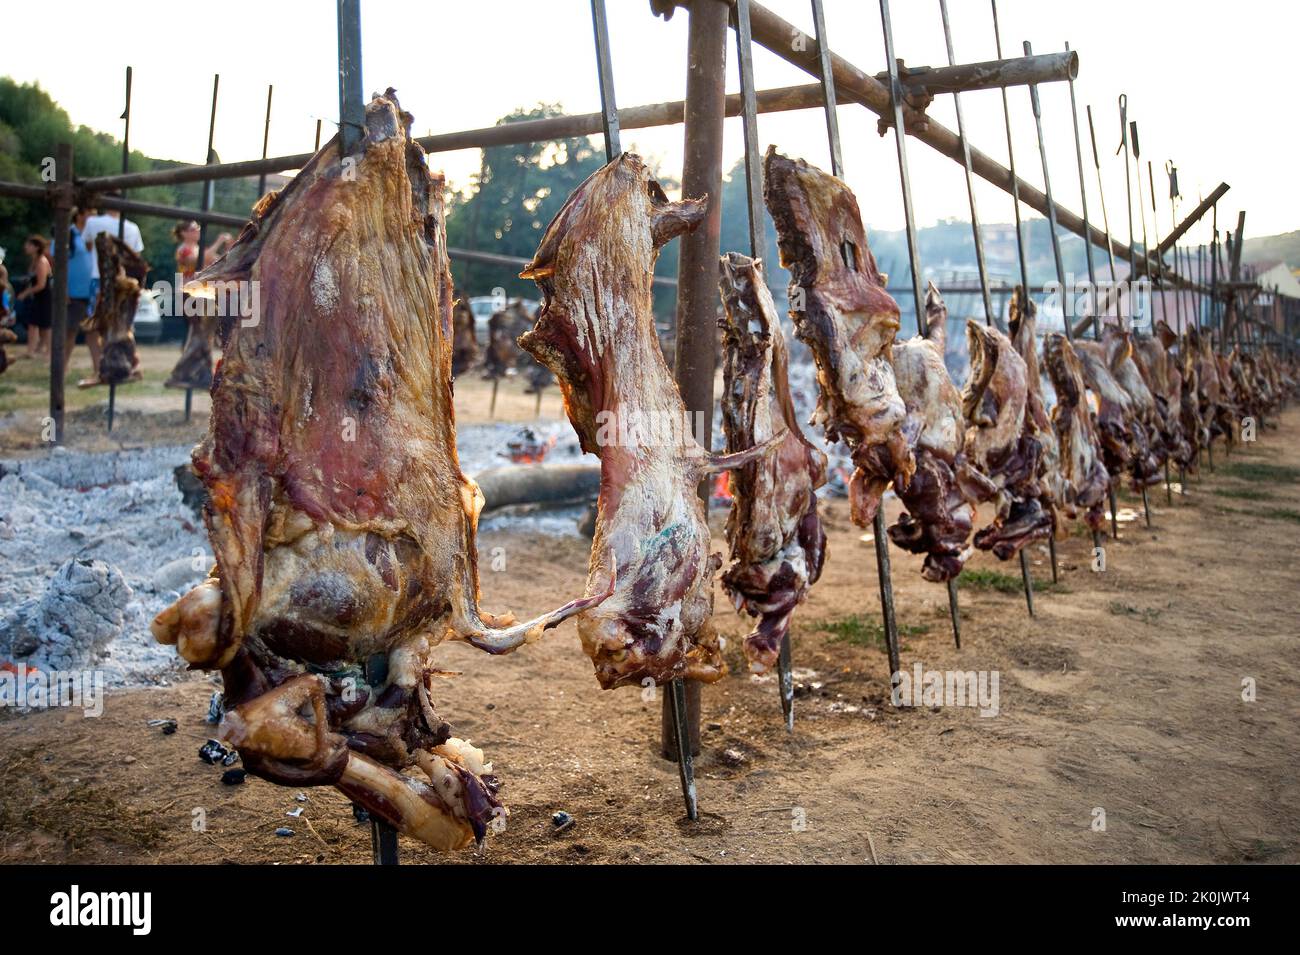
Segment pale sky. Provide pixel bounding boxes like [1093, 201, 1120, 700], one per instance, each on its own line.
[6, 0, 1295, 248]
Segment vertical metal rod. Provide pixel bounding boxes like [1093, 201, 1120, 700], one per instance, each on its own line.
[107, 384, 116, 433]
[194, 75, 220, 307]
[1086, 104, 1118, 333]
[314, 119, 323, 151]
[1048, 536, 1059, 584]
[1108, 481, 1120, 539]
[946, 577, 961, 649]
[879, 0, 923, 333]
[809, 0, 843, 177]
[1064, 43, 1096, 324]
[1132, 122, 1150, 287]
[992, 1, 1030, 305]
[1141, 484, 1151, 528]
[735, 0, 788, 729]
[370, 815, 399, 865]
[1024, 40, 1069, 341]
[50, 143, 72, 446]
[1117, 95, 1136, 324]
[1019, 549, 1035, 617]
[668, 0, 727, 818]
[669, 678, 698, 821]
[590, 0, 622, 159]
[336, 0, 364, 155]
[940, 0, 993, 325]
[257, 85, 273, 197]
[733, 0, 764, 264]
[184, 388, 193, 423]
[118, 67, 132, 242]
[1168, 164, 1184, 334]
[877, 0, 919, 669]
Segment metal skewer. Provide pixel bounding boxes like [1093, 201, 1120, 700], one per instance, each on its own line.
[1019, 549, 1035, 617]
[1148, 159, 1173, 507]
[936, 0, 972, 648]
[591, 0, 697, 819]
[879, 0, 930, 668]
[1117, 95, 1137, 326]
[733, 0, 796, 730]
[1086, 104, 1119, 334]
[1064, 43, 1098, 336]
[1023, 39, 1064, 584]
[990, 1, 1037, 616]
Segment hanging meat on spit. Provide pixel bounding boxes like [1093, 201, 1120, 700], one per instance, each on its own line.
[960, 317, 1054, 560]
[84, 233, 147, 387]
[1006, 287, 1066, 523]
[1076, 334, 1153, 489]
[1156, 319, 1207, 463]
[450, 290, 479, 377]
[762, 147, 913, 528]
[519, 153, 774, 689]
[1102, 325, 1167, 488]
[717, 252, 827, 672]
[1188, 324, 1236, 449]
[165, 306, 219, 391]
[1130, 324, 1193, 471]
[1042, 332, 1110, 532]
[887, 283, 978, 581]
[150, 92, 609, 851]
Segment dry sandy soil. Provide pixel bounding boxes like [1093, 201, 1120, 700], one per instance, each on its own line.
[0, 378, 1297, 864]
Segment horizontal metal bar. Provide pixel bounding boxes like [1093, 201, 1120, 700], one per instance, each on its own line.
[98, 194, 247, 228]
[447, 246, 677, 288]
[78, 82, 851, 193]
[887, 51, 1077, 97]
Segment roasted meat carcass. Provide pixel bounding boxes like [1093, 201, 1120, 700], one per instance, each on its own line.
[887, 284, 976, 581]
[1188, 324, 1236, 448]
[165, 305, 219, 391]
[1157, 319, 1206, 462]
[450, 291, 479, 377]
[1007, 287, 1067, 523]
[717, 252, 827, 672]
[1102, 325, 1166, 488]
[1131, 325, 1193, 470]
[1042, 332, 1110, 532]
[87, 233, 147, 386]
[762, 147, 913, 527]
[960, 318, 1053, 559]
[151, 92, 608, 851]
[520, 153, 773, 689]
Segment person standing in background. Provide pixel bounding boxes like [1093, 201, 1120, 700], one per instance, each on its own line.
[14, 235, 52, 360]
[79, 208, 143, 386]
[63, 206, 99, 376]
[173, 220, 233, 282]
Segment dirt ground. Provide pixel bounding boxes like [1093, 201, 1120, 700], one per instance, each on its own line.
[0, 343, 567, 455]
[0, 381, 1297, 864]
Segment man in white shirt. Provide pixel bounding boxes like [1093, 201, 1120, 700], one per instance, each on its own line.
[82, 210, 144, 279]
[79, 210, 144, 386]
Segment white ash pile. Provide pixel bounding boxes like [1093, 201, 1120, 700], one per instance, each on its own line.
[0, 445, 208, 685]
[2, 557, 132, 670]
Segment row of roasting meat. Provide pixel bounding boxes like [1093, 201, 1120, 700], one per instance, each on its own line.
[150, 93, 1296, 852]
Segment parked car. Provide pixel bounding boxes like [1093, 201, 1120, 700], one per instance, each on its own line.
[468, 295, 540, 337]
[132, 289, 163, 343]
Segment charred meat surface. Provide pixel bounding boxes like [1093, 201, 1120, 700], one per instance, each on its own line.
[1043, 332, 1110, 531]
[165, 308, 219, 391]
[960, 318, 1053, 560]
[151, 91, 606, 851]
[888, 284, 975, 581]
[520, 154, 769, 689]
[763, 147, 912, 526]
[717, 252, 828, 671]
[88, 234, 147, 386]
[1101, 325, 1165, 488]
[450, 291, 479, 377]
